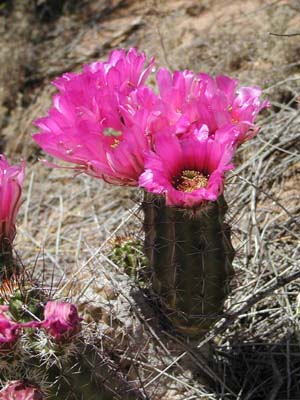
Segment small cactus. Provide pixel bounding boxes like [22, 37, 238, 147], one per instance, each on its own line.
[108, 236, 148, 283]
[0, 276, 45, 323]
[0, 296, 142, 399]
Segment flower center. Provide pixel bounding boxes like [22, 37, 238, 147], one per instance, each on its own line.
[103, 128, 122, 149]
[110, 138, 120, 149]
[173, 170, 208, 193]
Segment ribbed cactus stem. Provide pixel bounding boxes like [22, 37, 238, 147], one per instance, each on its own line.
[143, 193, 235, 337]
[77, 348, 145, 400]
[46, 348, 145, 399]
[47, 364, 113, 400]
[0, 238, 15, 279]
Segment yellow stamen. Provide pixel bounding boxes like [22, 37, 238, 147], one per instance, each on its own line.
[110, 139, 120, 149]
[173, 170, 208, 193]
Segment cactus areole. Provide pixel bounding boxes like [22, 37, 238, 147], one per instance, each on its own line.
[142, 193, 234, 337]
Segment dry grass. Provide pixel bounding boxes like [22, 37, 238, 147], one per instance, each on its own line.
[1, 0, 300, 398]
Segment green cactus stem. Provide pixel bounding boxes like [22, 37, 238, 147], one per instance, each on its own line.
[0, 238, 14, 279]
[142, 193, 235, 338]
[0, 272, 45, 323]
[0, 237, 20, 281]
[44, 346, 146, 399]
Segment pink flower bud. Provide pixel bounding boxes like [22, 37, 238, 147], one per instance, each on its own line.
[0, 305, 20, 350]
[41, 301, 81, 341]
[0, 380, 43, 400]
[0, 155, 25, 245]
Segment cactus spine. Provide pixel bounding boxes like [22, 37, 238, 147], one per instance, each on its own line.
[143, 193, 235, 337]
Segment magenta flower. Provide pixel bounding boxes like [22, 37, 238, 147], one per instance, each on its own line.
[0, 380, 43, 400]
[41, 301, 81, 341]
[33, 49, 156, 185]
[155, 68, 202, 135]
[155, 68, 269, 146]
[139, 134, 234, 208]
[33, 48, 269, 191]
[0, 305, 20, 349]
[0, 155, 25, 244]
[213, 76, 271, 146]
[83, 48, 155, 96]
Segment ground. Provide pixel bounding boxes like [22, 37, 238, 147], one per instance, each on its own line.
[0, 0, 300, 399]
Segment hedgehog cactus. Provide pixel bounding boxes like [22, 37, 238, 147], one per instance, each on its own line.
[0, 276, 45, 324]
[0, 298, 147, 399]
[32, 48, 269, 338]
[140, 134, 236, 336]
[108, 236, 148, 282]
[143, 194, 234, 336]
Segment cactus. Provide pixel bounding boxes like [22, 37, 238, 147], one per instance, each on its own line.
[108, 236, 148, 284]
[16, 47, 268, 397]
[0, 350, 142, 399]
[143, 193, 235, 337]
[0, 239, 14, 279]
[0, 276, 45, 323]
[30, 47, 268, 341]
[0, 290, 146, 399]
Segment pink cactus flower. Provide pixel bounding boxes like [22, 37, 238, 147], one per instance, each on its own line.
[139, 133, 234, 208]
[0, 155, 25, 244]
[0, 305, 20, 349]
[84, 47, 155, 96]
[155, 68, 269, 146]
[33, 49, 156, 185]
[41, 301, 81, 341]
[0, 380, 43, 400]
[155, 68, 202, 135]
[52, 47, 154, 98]
[33, 48, 269, 191]
[213, 76, 271, 146]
